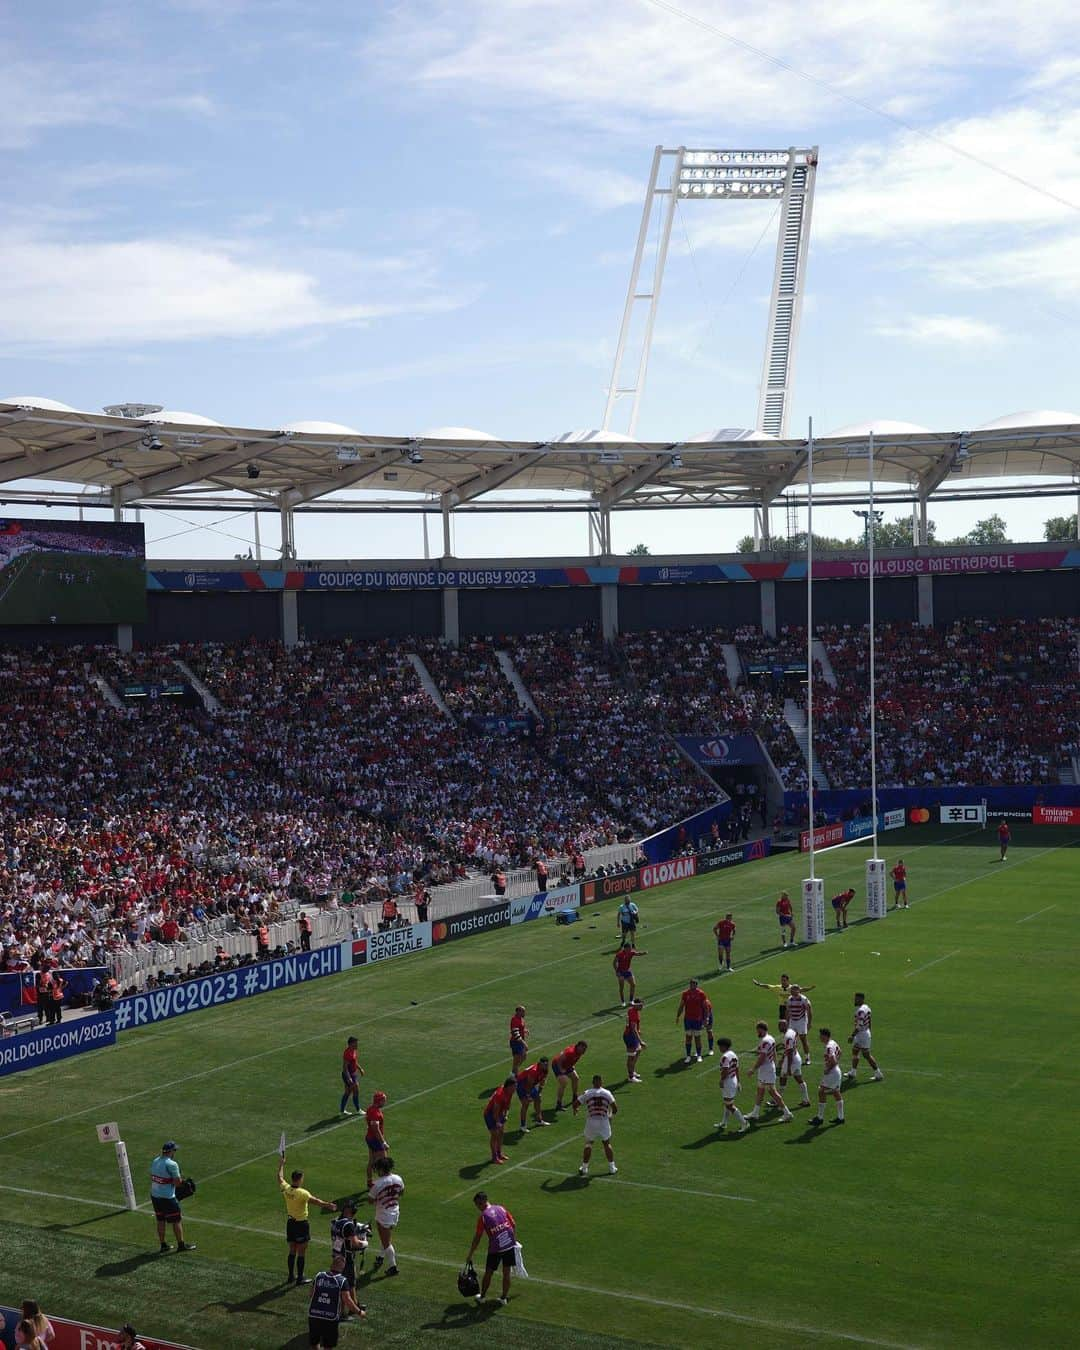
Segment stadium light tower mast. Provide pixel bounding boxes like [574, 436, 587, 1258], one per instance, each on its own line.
[602, 145, 818, 439]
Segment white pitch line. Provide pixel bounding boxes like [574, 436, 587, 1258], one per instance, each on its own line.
[514, 1164, 756, 1203]
[0, 1181, 917, 1349]
[444, 1132, 577, 1204]
[904, 950, 960, 978]
[1016, 904, 1057, 924]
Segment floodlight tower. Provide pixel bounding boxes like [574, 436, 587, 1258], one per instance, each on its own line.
[602, 145, 818, 438]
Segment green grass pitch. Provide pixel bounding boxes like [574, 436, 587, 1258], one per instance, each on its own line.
[1, 824, 1077, 1349]
[0, 551, 146, 624]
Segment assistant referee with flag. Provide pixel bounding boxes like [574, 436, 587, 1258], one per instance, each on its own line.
[277, 1155, 337, 1286]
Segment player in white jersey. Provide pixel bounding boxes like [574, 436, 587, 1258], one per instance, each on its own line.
[777, 1019, 811, 1107]
[578, 1074, 619, 1175]
[846, 991, 884, 1081]
[745, 1021, 794, 1124]
[809, 1028, 845, 1125]
[367, 1156, 405, 1276]
[713, 1037, 749, 1133]
[784, 985, 813, 1064]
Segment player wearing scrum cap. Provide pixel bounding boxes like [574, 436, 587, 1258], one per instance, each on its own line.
[364, 1090, 389, 1187]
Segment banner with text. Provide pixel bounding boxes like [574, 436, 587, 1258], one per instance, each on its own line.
[351, 923, 432, 967]
[675, 735, 765, 769]
[542, 884, 581, 913]
[1032, 805, 1080, 825]
[0, 1012, 117, 1079]
[510, 893, 549, 925]
[112, 948, 341, 1031]
[800, 822, 845, 852]
[432, 903, 510, 943]
[939, 804, 986, 825]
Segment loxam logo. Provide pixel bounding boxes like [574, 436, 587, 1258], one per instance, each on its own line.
[639, 857, 696, 888]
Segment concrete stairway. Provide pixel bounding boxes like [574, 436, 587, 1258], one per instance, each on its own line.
[496, 650, 540, 716]
[720, 642, 742, 689]
[811, 637, 838, 688]
[784, 697, 830, 789]
[406, 651, 454, 718]
[91, 673, 125, 711]
[174, 658, 222, 713]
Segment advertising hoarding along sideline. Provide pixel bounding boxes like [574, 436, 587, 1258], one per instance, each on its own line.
[510, 893, 548, 925]
[112, 948, 341, 1030]
[350, 923, 432, 966]
[0, 1012, 117, 1079]
[799, 822, 845, 852]
[432, 903, 510, 943]
[1032, 805, 1080, 825]
[542, 885, 581, 912]
[939, 804, 986, 825]
[639, 857, 697, 887]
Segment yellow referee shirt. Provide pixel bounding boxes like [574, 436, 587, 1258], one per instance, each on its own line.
[280, 1180, 314, 1221]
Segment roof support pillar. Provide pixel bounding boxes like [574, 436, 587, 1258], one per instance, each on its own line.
[111, 486, 123, 523]
[441, 498, 453, 558]
[279, 497, 296, 560]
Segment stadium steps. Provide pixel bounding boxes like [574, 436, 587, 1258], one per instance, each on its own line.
[495, 649, 540, 716]
[1061, 758, 1079, 785]
[90, 673, 125, 711]
[811, 637, 839, 688]
[784, 697, 831, 790]
[720, 642, 742, 689]
[405, 652, 454, 718]
[174, 658, 222, 713]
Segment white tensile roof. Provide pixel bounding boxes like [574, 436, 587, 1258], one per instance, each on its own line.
[0, 401, 1077, 512]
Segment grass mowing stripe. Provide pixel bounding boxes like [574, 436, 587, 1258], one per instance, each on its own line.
[0, 1183, 912, 1349]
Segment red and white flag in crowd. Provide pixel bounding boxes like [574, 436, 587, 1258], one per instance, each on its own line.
[20, 972, 37, 1006]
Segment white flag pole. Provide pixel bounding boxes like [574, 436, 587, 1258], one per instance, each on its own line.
[865, 431, 887, 919]
[803, 418, 825, 943]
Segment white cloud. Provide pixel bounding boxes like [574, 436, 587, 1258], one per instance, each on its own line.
[0, 234, 468, 346]
[532, 163, 643, 210]
[363, 0, 1080, 130]
[871, 314, 1004, 345]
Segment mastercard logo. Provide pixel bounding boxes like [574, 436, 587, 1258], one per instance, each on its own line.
[908, 807, 931, 824]
[432, 921, 448, 943]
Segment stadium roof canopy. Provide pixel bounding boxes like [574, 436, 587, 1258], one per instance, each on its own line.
[0, 400, 1078, 518]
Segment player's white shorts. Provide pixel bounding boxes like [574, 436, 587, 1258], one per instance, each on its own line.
[782, 1054, 803, 1079]
[788, 1016, 808, 1035]
[853, 1029, 872, 1051]
[757, 1064, 777, 1086]
[584, 1118, 612, 1142]
[821, 1066, 842, 1091]
[375, 1209, 400, 1229]
[722, 1078, 740, 1101]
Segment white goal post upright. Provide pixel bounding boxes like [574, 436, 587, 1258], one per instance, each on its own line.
[97, 1121, 137, 1210]
[803, 418, 826, 943]
[865, 429, 888, 920]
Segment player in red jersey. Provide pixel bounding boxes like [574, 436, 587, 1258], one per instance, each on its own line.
[483, 1077, 516, 1164]
[997, 820, 1010, 861]
[675, 978, 708, 1063]
[508, 1006, 529, 1072]
[552, 1040, 588, 1112]
[891, 859, 909, 909]
[712, 913, 736, 972]
[702, 994, 716, 1056]
[340, 1036, 365, 1116]
[613, 944, 647, 1006]
[364, 1091, 389, 1187]
[775, 891, 795, 948]
[830, 888, 855, 930]
[623, 998, 646, 1082]
[515, 1058, 550, 1132]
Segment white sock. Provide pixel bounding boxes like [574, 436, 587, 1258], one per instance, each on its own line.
[732, 1108, 745, 1125]
[384, 1243, 396, 1267]
[837, 1100, 845, 1121]
[801, 1085, 810, 1103]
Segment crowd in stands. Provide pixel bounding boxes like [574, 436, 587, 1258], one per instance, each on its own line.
[2, 617, 1075, 977]
[815, 618, 1080, 787]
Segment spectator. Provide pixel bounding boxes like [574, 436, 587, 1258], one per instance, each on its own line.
[15, 1301, 53, 1345]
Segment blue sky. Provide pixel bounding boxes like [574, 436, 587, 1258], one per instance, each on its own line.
[4, 0, 1080, 559]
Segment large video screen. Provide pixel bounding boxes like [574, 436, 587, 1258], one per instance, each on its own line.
[0, 518, 146, 625]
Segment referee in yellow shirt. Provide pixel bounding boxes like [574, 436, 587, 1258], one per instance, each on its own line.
[277, 1156, 337, 1286]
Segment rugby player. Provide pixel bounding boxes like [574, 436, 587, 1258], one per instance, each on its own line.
[578, 1073, 618, 1176]
[368, 1155, 405, 1276]
[845, 992, 884, 1081]
[613, 943, 646, 1007]
[745, 1021, 794, 1123]
[775, 891, 795, 947]
[484, 1077, 516, 1163]
[713, 1037, 749, 1133]
[712, 912, 736, 972]
[340, 1037, 364, 1116]
[623, 998, 646, 1082]
[778, 1018, 811, 1107]
[891, 859, 909, 909]
[364, 1091, 389, 1188]
[551, 1040, 588, 1112]
[508, 1005, 529, 1072]
[809, 1027, 846, 1125]
[515, 1057, 550, 1131]
[675, 977, 708, 1063]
